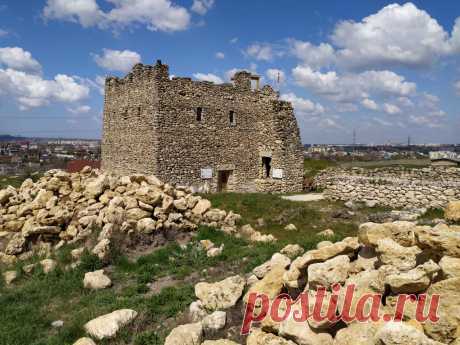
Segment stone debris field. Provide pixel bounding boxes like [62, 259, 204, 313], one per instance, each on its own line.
[0, 166, 459, 345]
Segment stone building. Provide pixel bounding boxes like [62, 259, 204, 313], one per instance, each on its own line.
[101, 60, 303, 193]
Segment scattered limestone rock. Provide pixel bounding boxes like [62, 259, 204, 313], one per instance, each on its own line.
[51, 320, 64, 328]
[445, 201, 460, 222]
[83, 270, 112, 290]
[195, 275, 245, 311]
[317, 229, 334, 238]
[365, 200, 378, 208]
[349, 246, 378, 273]
[164, 322, 203, 345]
[278, 303, 334, 345]
[84, 309, 137, 340]
[85, 174, 109, 198]
[202, 340, 240, 345]
[245, 265, 286, 302]
[375, 238, 421, 271]
[255, 217, 265, 227]
[3, 270, 17, 285]
[200, 239, 215, 251]
[284, 224, 297, 231]
[246, 274, 259, 285]
[253, 253, 291, 279]
[334, 321, 380, 345]
[307, 255, 350, 290]
[423, 277, 460, 343]
[317, 241, 333, 249]
[284, 237, 359, 289]
[386, 260, 440, 294]
[192, 199, 211, 216]
[92, 239, 110, 261]
[359, 221, 417, 247]
[201, 310, 226, 331]
[207, 245, 224, 257]
[22, 263, 36, 274]
[280, 244, 304, 258]
[73, 338, 97, 345]
[247, 329, 296, 345]
[40, 259, 57, 274]
[416, 224, 460, 258]
[136, 218, 156, 233]
[189, 300, 208, 322]
[375, 321, 445, 345]
[71, 247, 85, 261]
[439, 256, 460, 278]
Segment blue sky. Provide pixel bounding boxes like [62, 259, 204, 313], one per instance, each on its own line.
[0, 1, 459, 144]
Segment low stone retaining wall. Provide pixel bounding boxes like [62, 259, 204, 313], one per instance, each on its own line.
[314, 166, 460, 208]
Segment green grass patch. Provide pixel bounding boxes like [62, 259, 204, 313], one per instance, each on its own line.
[303, 159, 337, 179]
[0, 176, 25, 189]
[0, 173, 43, 189]
[205, 192, 356, 243]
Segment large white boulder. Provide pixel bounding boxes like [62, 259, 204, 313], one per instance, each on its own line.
[164, 322, 203, 345]
[195, 275, 245, 310]
[83, 270, 112, 290]
[84, 309, 137, 340]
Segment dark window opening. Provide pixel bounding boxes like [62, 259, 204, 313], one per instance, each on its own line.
[137, 106, 141, 115]
[122, 110, 128, 120]
[229, 111, 236, 126]
[196, 107, 203, 121]
[262, 157, 272, 178]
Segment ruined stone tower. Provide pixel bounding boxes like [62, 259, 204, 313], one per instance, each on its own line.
[102, 60, 303, 193]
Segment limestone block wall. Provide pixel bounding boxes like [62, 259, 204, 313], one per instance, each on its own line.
[314, 167, 460, 208]
[155, 75, 303, 193]
[101, 64, 160, 175]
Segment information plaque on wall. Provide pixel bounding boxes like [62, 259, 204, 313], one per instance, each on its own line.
[272, 168, 284, 179]
[201, 168, 213, 179]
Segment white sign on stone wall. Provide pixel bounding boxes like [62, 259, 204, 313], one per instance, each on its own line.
[201, 168, 213, 179]
[273, 168, 284, 179]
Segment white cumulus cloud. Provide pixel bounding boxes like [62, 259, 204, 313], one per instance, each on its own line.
[292, 66, 416, 102]
[288, 39, 336, 69]
[93, 49, 141, 73]
[0, 68, 89, 109]
[191, 0, 214, 15]
[43, 0, 192, 32]
[246, 43, 278, 61]
[215, 52, 225, 59]
[361, 98, 379, 110]
[43, 0, 104, 27]
[383, 103, 402, 115]
[67, 105, 91, 114]
[281, 92, 325, 116]
[193, 72, 223, 84]
[0, 47, 41, 72]
[265, 68, 286, 85]
[331, 3, 453, 69]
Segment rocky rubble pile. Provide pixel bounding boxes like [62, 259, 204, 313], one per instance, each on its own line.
[166, 220, 460, 345]
[0, 167, 273, 265]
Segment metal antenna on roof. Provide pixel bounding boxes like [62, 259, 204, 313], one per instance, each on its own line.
[276, 71, 281, 92]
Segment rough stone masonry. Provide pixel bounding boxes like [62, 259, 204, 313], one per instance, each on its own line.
[101, 60, 303, 193]
[314, 166, 460, 208]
